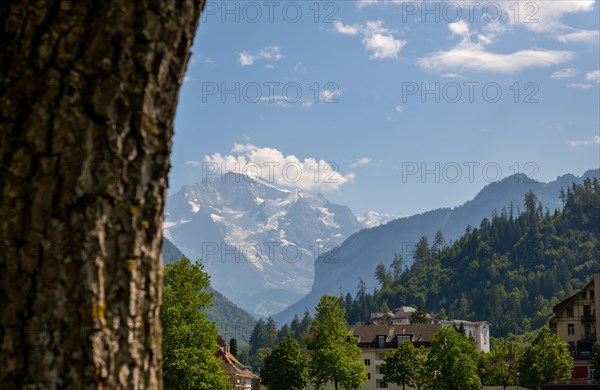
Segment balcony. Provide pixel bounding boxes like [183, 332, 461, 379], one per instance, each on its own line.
[581, 314, 596, 322]
[570, 349, 593, 360]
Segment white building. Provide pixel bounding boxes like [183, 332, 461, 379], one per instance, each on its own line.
[370, 307, 490, 353]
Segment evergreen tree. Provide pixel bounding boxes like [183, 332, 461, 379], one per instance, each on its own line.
[161, 258, 230, 390]
[229, 338, 238, 358]
[277, 324, 292, 343]
[409, 305, 428, 324]
[391, 254, 405, 281]
[261, 336, 308, 390]
[306, 295, 367, 390]
[375, 262, 392, 287]
[249, 319, 267, 356]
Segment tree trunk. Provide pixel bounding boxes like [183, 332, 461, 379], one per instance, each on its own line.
[0, 1, 204, 388]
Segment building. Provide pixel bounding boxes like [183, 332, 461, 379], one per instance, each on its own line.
[349, 324, 440, 390]
[549, 271, 600, 381]
[437, 319, 491, 354]
[370, 306, 443, 325]
[216, 346, 260, 390]
[370, 307, 491, 353]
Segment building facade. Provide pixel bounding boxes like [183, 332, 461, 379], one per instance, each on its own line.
[370, 307, 491, 353]
[217, 346, 260, 390]
[349, 324, 440, 390]
[549, 271, 600, 380]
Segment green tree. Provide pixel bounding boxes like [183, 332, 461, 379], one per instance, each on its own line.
[306, 295, 368, 390]
[375, 262, 392, 287]
[229, 338, 238, 358]
[592, 341, 600, 381]
[519, 326, 573, 389]
[480, 343, 521, 389]
[261, 336, 308, 390]
[426, 327, 482, 390]
[382, 340, 422, 390]
[410, 306, 428, 324]
[161, 258, 230, 390]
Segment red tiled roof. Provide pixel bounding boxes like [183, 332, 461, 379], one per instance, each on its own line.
[217, 347, 260, 380]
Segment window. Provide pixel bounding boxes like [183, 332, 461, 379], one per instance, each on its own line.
[367, 373, 371, 380]
[377, 366, 384, 374]
[377, 380, 388, 388]
[568, 323, 575, 335]
[364, 359, 371, 366]
[378, 335, 385, 349]
[378, 352, 386, 360]
[566, 307, 574, 318]
[585, 323, 592, 337]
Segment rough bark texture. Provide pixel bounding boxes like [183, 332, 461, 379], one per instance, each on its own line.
[0, 1, 204, 388]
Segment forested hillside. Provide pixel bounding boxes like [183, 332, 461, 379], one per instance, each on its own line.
[162, 238, 256, 345]
[345, 179, 600, 336]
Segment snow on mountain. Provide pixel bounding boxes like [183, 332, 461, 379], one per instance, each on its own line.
[357, 211, 397, 228]
[163, 173, 373, 318]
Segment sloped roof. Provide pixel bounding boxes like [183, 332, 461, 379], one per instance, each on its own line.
[217, 346, 260, 380]
[348, 324, 441, 343]
[552, 279, 594, 315]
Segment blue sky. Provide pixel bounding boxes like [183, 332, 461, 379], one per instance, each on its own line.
[170, 0, 600, 216]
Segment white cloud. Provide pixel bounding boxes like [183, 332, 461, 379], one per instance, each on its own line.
[183, 76, 193, 83]
[419, 22, 574, 74]
[395, 105, 403, 112]
[238, 46, 283, 66]
[203, 144, 354, 192]
[440, 73, 463, 78]
[185, 160, 202, 166]
[568, 136, 600, 146]
[498, 1, 596, 33]
[557, 30, 600, 43]
[356, 0, 410, 8]
[191, 55, 215, 65]
[448, 20, 470, 38]
[551, 68, 577, 79]
[350, 157, 372, 168]
[333, 21, 360, 36]
[586, 70, 600, 84]
[239, 52, 255, 66]
[363, 33, 406, 60]
[332, 19, 406, 60]
[320, 88, 342, 103]
[567, 83, 594, 90]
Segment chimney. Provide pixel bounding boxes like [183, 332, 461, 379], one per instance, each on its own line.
[594, 271, 600, 337]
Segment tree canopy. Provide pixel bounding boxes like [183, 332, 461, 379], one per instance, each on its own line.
[382, 340, 423, 390]
[260, 336, 308, 390]
[344, 181, 600, 336]
[519, 326, 572, 389]
[306, 295, 367, 390]
[426, 327, 482, 390]
[161, 258, 230, 390]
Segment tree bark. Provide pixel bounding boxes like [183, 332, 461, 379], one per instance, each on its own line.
[0, 1, 204, 388]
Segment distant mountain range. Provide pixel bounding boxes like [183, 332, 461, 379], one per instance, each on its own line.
[163, 173, 391, 318]
[273, 169, 600, 324]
